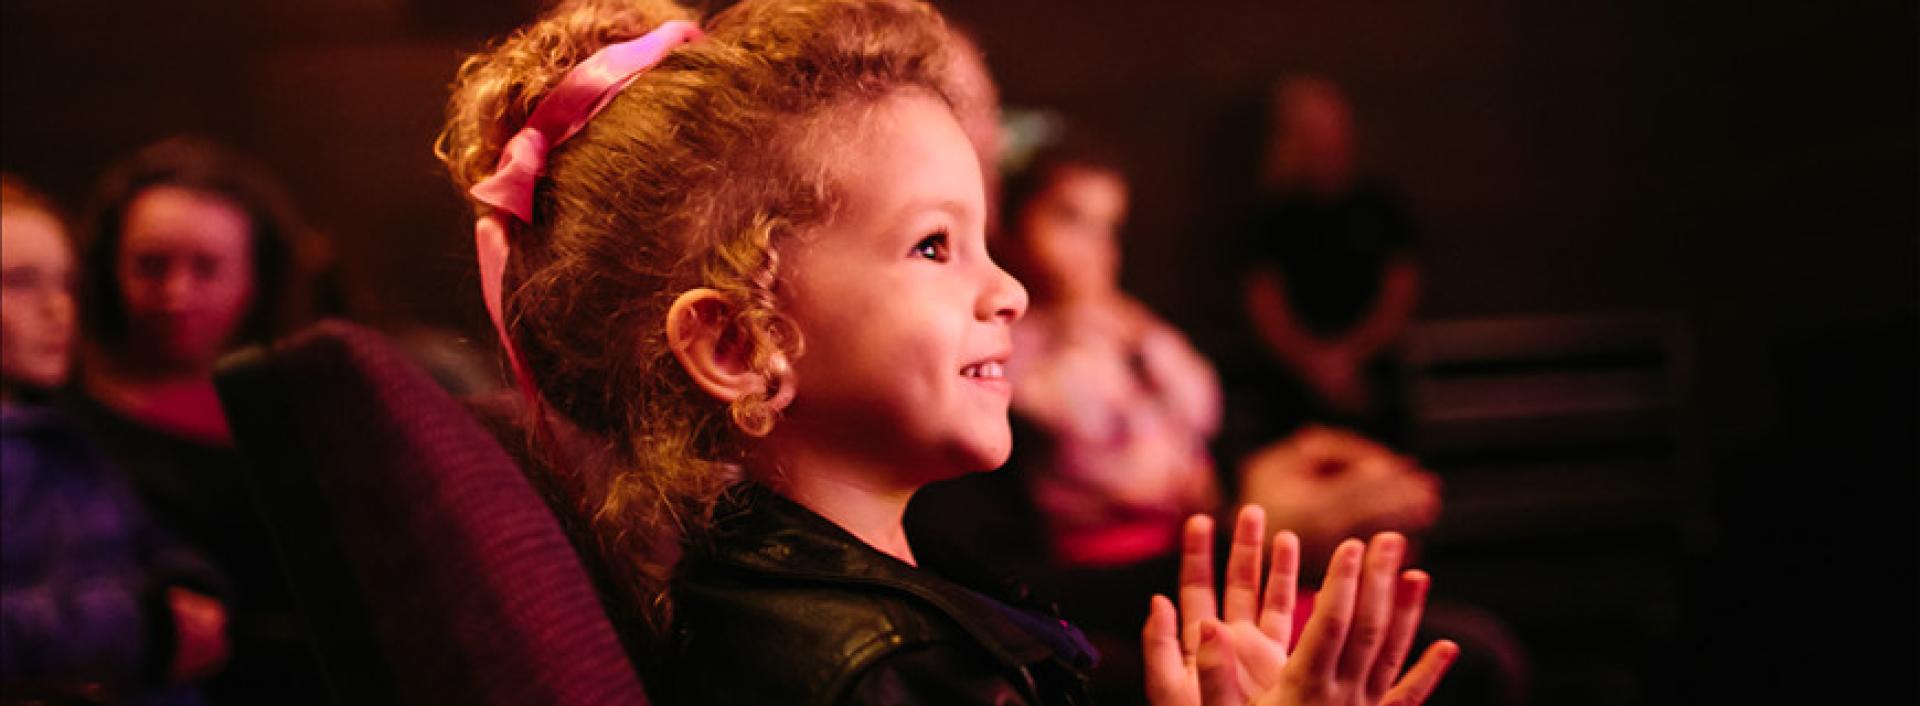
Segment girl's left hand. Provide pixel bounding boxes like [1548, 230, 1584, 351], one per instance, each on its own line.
[1141, 506, 1457, 706]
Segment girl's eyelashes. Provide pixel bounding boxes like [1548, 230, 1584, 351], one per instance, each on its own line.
[910, 231, 951, 262]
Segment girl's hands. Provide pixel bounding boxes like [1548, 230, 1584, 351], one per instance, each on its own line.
[1142, 506, 1457, 706]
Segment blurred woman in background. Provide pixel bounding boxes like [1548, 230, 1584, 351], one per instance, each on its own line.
[954, 132, 1227, 705]
[997, 135, 1223, 573]
[1227, 76, 1422, 451]
[66, 137, 326, 704]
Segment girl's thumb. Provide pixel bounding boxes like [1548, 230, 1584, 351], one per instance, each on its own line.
[1196, 620, 1248, 706]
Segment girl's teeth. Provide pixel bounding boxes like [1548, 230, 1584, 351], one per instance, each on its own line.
[964, 362, 1003, 379]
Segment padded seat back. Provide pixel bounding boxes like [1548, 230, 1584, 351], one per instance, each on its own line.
[216, 320, 648, 705]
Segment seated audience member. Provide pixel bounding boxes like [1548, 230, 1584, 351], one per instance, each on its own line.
[1, 174, 230, 706]
[1224, 75, 1422, 454]
[1221, 78, 1529, 704]
[940, 24, 1007, 228]
[64, 137, 327, 704]
[1238, 424, 1440, 577]
[998, 135, 1222, 572]
[914, 132, 1226, 705]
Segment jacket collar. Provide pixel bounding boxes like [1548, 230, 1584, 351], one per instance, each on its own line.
[695, 482, 1079, 671]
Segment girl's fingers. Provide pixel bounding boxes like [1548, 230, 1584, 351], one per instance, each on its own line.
[1178, 514, 1218, 656]
[1258, 530, 1301, 645]
[1142, 594, 1194, 705]
[1289, 537, 1364, 680]
[1336, 532, 1406, 682]
[1222, 505, 1266, 624]
[1195, 620, 1248, 706]
[1381, 640, 1460, 706]
[1365, 570, 1430, 699]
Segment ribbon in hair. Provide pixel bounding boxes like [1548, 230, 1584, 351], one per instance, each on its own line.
[468, 20, 703, 396]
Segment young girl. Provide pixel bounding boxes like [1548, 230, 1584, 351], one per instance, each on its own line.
[437, 1, 1454, 704]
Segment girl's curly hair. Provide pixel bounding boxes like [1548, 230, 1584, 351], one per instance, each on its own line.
[436, 0, 961, 635]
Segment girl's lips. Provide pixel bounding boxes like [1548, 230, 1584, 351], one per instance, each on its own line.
[958, 360, 1006, 379]
[960, 358, 1012, 396]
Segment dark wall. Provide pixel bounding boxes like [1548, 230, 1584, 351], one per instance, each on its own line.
[2, 0, 537, 332]
[4, 0, 1913, 701]
[6, 1, 1910, 343]
[943, 0, 1915, 430]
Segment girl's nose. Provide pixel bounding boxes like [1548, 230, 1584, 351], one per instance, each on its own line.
[41, 287, 74, 323]
[980, 262, 1028, 324]
[159, 268, 195, 307]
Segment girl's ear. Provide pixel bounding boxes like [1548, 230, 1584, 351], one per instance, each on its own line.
[666, 288, 770, 404]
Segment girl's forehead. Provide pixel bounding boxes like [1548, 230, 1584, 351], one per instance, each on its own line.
[123, 187, 254, 253]
[0, 211, 72, 264]
[812, 95, 981, 210]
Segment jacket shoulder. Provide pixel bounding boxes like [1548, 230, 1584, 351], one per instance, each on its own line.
[666, 565, 970, 706]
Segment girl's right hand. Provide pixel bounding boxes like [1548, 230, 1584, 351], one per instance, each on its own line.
[1141, 507, 1457, 706]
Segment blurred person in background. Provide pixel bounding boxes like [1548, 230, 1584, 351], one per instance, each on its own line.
[909, 131, 1226, 706]
[1219, 78, 1530, 705]
[64, 137, 327, 704]
[2, 173, 231, 706]
[1237, 424, 1440, 577]
[940, 24, 1007, 230]
[1224, 76, 1422, 455]
[998, 135, 1222, 575]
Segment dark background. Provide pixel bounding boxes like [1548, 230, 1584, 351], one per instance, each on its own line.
[4, 1, 1913, 703]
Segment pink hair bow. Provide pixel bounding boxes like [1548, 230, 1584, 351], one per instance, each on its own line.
[467, 20, 702, 395]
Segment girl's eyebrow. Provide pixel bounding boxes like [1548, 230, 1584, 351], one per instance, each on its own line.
[887, 197, 973, 229]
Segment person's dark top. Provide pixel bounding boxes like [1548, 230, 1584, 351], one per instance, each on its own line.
[663, 482, 1097, 706]
[55, 393, 327, 705]
[1214, 181, 1421, 454]
[1239, 182, 1417, 337]
[1, 403, 225, 706]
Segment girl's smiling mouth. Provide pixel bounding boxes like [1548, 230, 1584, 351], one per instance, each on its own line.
[959, 360, 1005, 379]
[959, 355, 1012, 395]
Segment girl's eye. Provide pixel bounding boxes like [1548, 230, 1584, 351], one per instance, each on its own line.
[911, 232, 951, 262]
[135, 254, 169, 280]
[1, 267, 42, 291]
[192, 254, 222, 281]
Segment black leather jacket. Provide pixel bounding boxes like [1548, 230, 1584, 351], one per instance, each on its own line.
[660, 483, 1096, 706]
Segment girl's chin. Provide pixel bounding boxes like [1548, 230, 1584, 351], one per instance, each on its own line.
[140, 343, 227, 373]
[916, 440, 1012, 484]
[9, 365, 69, 390]
[961, 437, 1015, 473]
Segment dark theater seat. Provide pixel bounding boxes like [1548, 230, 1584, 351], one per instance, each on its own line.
[214, 320, 648, 706]
[1404, 312, 1708, 702]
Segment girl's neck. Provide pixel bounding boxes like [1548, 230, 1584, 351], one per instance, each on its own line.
[84, 348, 232, 445]
[751, 444, 921, 567]
[89, 344, 214, 385]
